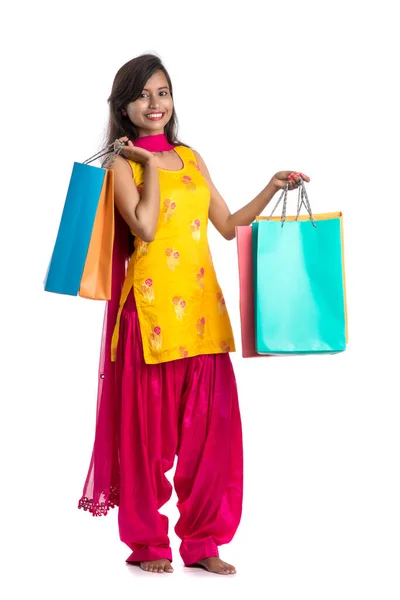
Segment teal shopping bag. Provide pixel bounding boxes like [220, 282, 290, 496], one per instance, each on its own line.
[44, 143, 123, 296]
[253, 181, 347, 355]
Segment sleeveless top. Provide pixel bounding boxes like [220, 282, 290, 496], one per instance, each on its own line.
[111, 145, 235, 365]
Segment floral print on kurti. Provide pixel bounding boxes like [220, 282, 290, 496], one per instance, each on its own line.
[220, 340, 231, 353]
[137, 239, 148, 256]
[196, 317, 206, 339]
[217, 291, 226, 314]
[165, 248, 180, 270]
[191, 219, 201, 242]
[196, 268, 205, 290]
[150, 326, 162, 350]
[181, 175, 196, 191]
[141, 278, 154, 301]
[173, 296, 187, 320]
[189, 160, 201, 172]
[164, 198, 176, 222]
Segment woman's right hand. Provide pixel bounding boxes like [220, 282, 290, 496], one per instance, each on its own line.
[114, 137, 155, 166]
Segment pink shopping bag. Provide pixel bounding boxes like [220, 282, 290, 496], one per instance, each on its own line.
[236, 226, 263, 358]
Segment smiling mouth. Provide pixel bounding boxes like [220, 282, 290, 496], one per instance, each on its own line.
[145, 112, 165, 121]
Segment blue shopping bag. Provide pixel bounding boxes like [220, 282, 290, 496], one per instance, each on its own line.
[252, 181, 347, 355]
[44, 144, 122, 297]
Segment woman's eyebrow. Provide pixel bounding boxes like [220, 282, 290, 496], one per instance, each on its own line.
[142, 86, 170, 91]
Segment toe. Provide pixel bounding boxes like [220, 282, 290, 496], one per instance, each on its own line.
[220, 561, 236, 575]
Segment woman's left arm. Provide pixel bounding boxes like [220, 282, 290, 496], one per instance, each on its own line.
[194, 151, 310, 241]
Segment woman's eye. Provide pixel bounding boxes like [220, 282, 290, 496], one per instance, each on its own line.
[139, 91, 168, 98]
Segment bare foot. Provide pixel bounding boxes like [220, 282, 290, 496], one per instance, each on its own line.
[190, 557, 236, 575]
[140, 559, 174, 573]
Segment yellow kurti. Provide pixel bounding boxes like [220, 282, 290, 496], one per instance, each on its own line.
[111, 145, 235, 364]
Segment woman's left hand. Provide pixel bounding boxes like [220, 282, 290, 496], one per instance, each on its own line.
[271, 171, 311, 191]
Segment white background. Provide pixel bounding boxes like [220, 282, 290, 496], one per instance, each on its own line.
[2, 1, 400, 598]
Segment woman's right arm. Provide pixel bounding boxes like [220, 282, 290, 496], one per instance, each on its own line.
[111, 153, 160, 242]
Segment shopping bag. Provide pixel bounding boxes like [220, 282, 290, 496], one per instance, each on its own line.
[44, 144, 122, 299]
[236, 225, 263, 358]
[79, 169, 115, 300]
[253, 181, 348, 354]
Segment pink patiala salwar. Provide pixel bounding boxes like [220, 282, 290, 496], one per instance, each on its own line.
[79, 290, 243, 565]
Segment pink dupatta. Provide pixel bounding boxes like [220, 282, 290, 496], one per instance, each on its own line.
[78, 208, 130, 515]
[78, 133, 176, 515]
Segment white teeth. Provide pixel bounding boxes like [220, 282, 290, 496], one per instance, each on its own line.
[147, 113, 163, 118]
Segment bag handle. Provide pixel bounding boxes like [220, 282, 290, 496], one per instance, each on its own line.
[83, 141, 125, 169]
[267, 179, 316, 228]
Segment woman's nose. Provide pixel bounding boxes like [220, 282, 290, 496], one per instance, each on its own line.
[149, 94, 160, 109]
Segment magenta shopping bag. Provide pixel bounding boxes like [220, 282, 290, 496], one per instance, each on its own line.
[236, 226, 262, 358]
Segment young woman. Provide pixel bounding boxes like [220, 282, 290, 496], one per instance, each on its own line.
[78, 54, 309, 575]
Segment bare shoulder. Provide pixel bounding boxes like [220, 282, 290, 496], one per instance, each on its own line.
[193, 149, 204, 164]
[192, 150, 211, 177]
[108, 154, 133, 176]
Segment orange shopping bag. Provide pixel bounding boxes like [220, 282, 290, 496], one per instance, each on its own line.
[79, 169, 115, 300]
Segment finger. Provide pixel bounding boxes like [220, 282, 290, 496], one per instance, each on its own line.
[288, 174, 297, 188]
[292, 172, 302, 185]
[299, 172, 311, 182]
[290, 173, 303, 187]
[283, 171, 306, 185]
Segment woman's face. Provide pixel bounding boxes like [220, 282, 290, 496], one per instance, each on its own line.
[126, 70, 173, 136]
